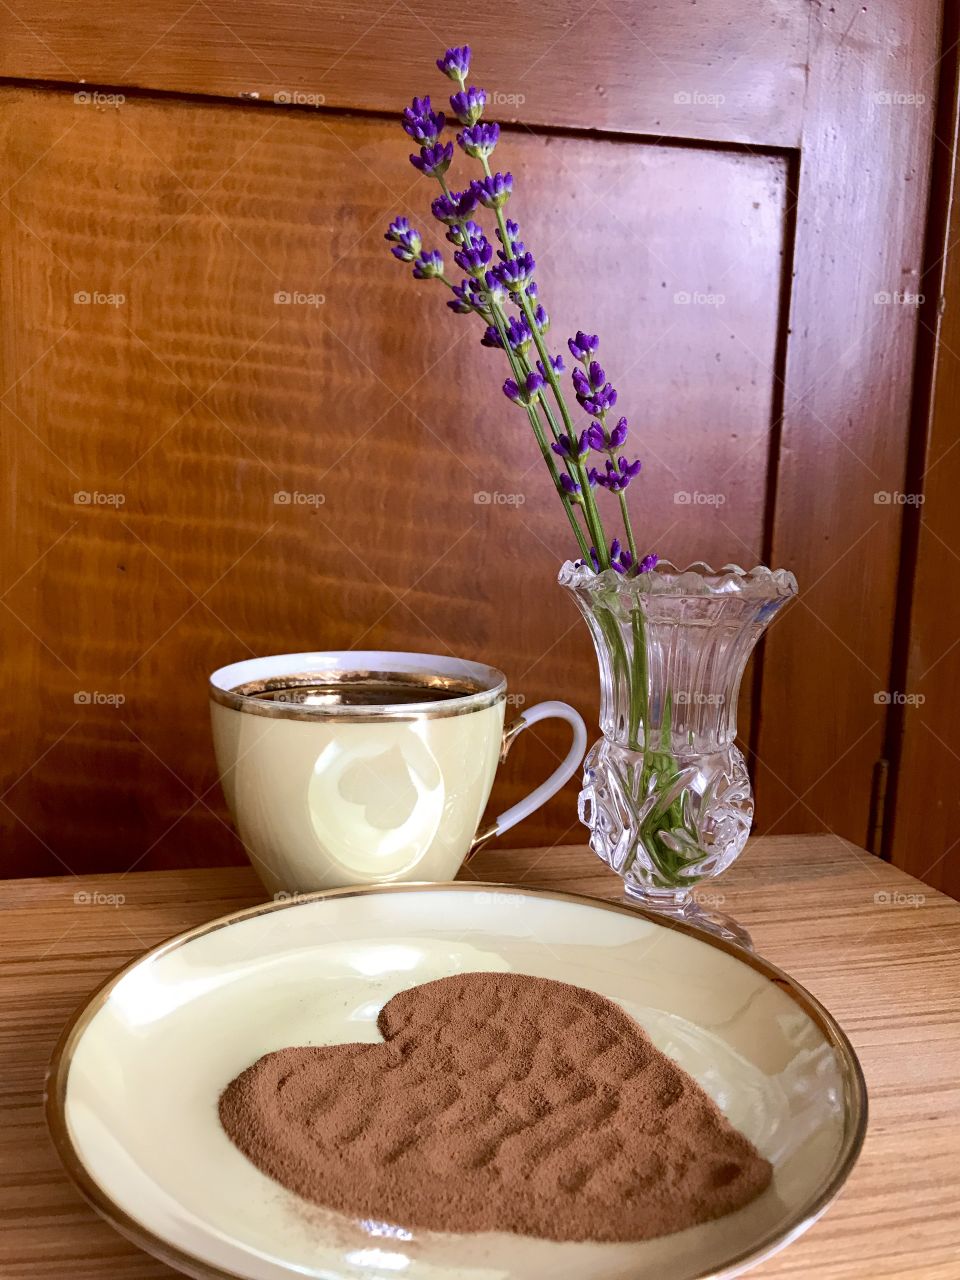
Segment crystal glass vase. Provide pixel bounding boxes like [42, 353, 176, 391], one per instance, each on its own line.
[559, 559, 798, 947]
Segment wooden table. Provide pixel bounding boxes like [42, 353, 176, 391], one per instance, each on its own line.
[3, 835, 959, 1278]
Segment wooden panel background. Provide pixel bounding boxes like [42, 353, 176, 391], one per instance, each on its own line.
[0, 1, 807, 146]
[0, 0, 944, 879]
[886, 23, 960, 901]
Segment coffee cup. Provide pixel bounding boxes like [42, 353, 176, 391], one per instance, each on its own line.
[210, 651, 586, 896]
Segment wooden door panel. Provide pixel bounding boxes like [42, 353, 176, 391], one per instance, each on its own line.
[752, 0, 941, 846]
[0, 86, 788, 875]
[0, 3, 807, 146]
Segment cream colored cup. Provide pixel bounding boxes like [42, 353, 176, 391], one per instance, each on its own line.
[210, 651, 587, 896]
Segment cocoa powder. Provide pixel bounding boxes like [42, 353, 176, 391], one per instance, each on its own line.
[219, 972, 772, 1242]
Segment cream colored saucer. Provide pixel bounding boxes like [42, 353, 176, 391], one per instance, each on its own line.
[47, 884, 866, 1280]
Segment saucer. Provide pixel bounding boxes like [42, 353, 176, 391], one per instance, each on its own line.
[47, 883, 866, 1279]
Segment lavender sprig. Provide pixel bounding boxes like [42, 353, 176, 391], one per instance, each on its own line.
[384, 43, 655, 574]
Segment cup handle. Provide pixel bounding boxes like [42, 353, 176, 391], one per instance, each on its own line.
[468, 700, 588, 858]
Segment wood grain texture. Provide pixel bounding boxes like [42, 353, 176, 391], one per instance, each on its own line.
[753, 0, 942, 848]
[886, 38, 960, 899]
[0, 0, 807, 147]
[0, 85, 787, 876]
[1, 836, 959, 1277]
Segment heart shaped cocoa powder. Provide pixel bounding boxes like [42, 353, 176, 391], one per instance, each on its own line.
[219, 971, 772, 1242]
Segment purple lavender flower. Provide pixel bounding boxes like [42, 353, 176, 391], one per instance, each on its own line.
[491, 251, 535, 295]
[586, 385, 618, 414]
[385, 215, 415, 242]
[412, 249, 444, 279]
[609, 540, 633, 574]
[559, 472, 596, 500]
[402, 95, 445, 143]
[537, 354, 565, 378]
[447, 277, 487, 314]
[471, 172, 513, 209]
[532, 304, 549, 333]
[454, 237, 493, 276]
[504, 314, 533, 353]
[503, 370, 545, 405]
[445, 217, 485, 248]
[638, 553, 659, 573]
[568, 330, 600, 362]
[496, 219, 523, 253]
[437, 45, 471, 82]
[481, 273, 509, 306]
[572, 365, 618, 416]
[450, 85, 486, 126]
[384, 217, 422, 261]
[431, 188, 477, 225]
[480, 324, 502, 348]
[586, 415, 628, 450]
[595, 456, 641, 492]
[410, 141, 454, 178]
[551, 430, 590, 460]
[458, 122, 500, 159]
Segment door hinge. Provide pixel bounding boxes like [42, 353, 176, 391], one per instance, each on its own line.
[867, 757, 890, 856]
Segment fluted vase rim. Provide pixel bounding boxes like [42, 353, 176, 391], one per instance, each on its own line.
[558, 558, 799, 600]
